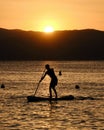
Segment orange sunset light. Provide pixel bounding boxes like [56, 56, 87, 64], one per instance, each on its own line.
[0, 0, 104, 31]
[44, 26, 54, 33]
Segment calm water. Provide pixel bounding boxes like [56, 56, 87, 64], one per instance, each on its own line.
[0, 61, 104, 130]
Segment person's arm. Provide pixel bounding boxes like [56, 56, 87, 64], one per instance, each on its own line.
[39, 72, 47, 82]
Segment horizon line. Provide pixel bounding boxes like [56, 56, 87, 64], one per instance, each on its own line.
[0, 27, 104, 33]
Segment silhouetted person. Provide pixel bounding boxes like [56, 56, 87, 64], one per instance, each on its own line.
[40, 64, 58, 100]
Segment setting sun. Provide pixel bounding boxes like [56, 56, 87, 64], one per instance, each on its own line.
[44, 26, 54, 33]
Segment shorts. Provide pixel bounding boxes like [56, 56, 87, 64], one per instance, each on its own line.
[50, 77, 58, 88]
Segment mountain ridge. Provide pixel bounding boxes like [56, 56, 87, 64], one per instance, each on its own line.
[0, 28, 104, 60]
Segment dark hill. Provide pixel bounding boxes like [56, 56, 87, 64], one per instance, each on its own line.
[0, 28, 104, 60]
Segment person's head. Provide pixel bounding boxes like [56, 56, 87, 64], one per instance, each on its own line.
[45, 64, 50, 70]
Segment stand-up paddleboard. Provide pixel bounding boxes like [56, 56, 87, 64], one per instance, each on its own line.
[27, 95, 95, 102]
[27, 95, 75, 102]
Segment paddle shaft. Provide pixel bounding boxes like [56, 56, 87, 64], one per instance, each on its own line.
[34, 82, 40, 96]
[34, 69, 46, 96]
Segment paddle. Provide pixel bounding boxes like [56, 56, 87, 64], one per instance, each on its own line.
[34, 82, 41, 96]
[34, 69, 46, 96]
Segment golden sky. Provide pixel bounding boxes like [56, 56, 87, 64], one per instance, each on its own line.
[0, 0, 104, 31]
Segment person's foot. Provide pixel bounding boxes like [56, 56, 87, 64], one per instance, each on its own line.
[49, 96, 52, 100]
[55, 97, 57, 101]
[48, 96, 52, 103]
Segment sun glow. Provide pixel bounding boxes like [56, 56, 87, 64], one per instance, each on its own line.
[44, 26, 54, 33]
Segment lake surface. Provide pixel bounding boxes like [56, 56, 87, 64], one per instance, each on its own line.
[0, 61, 104, 130]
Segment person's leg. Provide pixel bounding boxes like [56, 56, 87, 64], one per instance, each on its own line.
[53, 86, 57, 99]
[49, 86, 52, 99]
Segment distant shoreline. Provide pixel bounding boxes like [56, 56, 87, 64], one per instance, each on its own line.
[0, 59, 104, 62]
